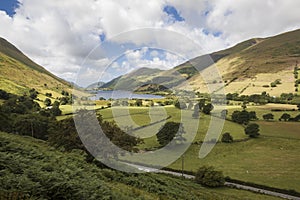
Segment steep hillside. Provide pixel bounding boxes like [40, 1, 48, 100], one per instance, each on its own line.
[0, 131, 276, 200]
[0, 37, 72, 95]
[185, 29, 300, 96]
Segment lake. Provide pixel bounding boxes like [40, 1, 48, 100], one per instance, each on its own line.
[90, 90, 164, 100]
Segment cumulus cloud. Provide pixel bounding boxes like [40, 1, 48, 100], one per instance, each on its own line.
[0, 0, 299, 86]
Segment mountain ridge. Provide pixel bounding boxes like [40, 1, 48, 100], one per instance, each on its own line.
[100, 29, 300, 96]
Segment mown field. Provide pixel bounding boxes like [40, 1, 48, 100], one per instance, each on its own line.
[97, 104, 300, 192]
[0, 132, 280, 200]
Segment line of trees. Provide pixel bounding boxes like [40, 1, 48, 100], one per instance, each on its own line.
[226, 92, 300, 105]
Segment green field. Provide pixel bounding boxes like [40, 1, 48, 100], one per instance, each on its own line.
[97, 105, 300, 192]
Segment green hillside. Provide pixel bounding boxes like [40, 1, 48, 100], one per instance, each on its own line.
[101, 67, 164, 90]
[0, 131, 278, 200]
[0, 38, 72, 95]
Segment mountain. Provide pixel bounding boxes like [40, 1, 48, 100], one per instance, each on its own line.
[182, 29, 300, 96]
[86, 81, 106, 90]
[0, 37, 72, 95]
[102, 29, 300, 96]
[101, 67, 165, 90]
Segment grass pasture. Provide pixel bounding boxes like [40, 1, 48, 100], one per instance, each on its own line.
[96, 105, 300, 192]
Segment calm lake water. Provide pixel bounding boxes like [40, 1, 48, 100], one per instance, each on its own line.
[90, 90, 164, 100]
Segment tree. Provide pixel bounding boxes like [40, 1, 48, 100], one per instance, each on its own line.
[156, 122, 185, 146]
[49, 110, 142, 162]
[49, 101, 62, 117]
[232, 110, 250, 124]
[29, 88, 38, 99]
[202, 103, 213, 115]
[14, 114, 52, 140]
[280, 113, 291, 121]
[0, 89, 9, 100]
[221, 132, 233, 143]
[241, 101, 247, 110]
[45, 93, 52, 97]
[249, 111, 258, 120]
[244, 123, 260, 138]
[198, 99, 206, 110]
[263, 113, 274, 121]
[135, 99, 143, 107]
[44, 98, 52, 106]
[195, 166, 225, 187]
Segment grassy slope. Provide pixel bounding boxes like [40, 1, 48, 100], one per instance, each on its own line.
[101, 68, 164, 90]
[186, 29, 300, 95]
[0, 38, 73, 96]
[0, 132, 279, 200]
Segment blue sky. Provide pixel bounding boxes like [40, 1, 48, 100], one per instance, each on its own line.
[0, 1, 299, 86]
[0, 0, 19, 17]
[163, 5, 184, 22]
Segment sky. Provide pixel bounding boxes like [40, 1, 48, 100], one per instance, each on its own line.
[0, 0, 300, 87]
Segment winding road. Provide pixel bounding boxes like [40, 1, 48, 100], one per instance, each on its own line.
[125, 163, 300, 200]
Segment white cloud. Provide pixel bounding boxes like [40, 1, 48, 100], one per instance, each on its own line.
[0, 0, 299, 86]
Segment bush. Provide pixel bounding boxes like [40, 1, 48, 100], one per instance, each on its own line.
[221, 132, 233, 143]
[245, 123, 260, 138]
[270, 82, 277, 87]
[195, 166, 225, 187]
[44, 98, 51, 106]
[263, 113, 274, 121]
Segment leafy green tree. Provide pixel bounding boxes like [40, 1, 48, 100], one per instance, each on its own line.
[232, 110, 250, 124]
[221, 132, 233, 143]
[44, 98, 52, 106]
[49, 110, 141, 162]
[49, 106, 62, 116]
[0, 96, 40, 114]
[45, 92, 52, 97]
[195, 166, 225, 187]
[263, 113, 274, 121]
[202, 103, 213, 115]
[0, 112, 12, 132]
[0, 89, 9, 100]
[244, 123, 260, 138]
[29, 88, 38, 99]
[48, 117, 83, 151]
[280, 113, 291, 121]
[14, 114, 52, 140]
[241, 101, 247, 110]
[249, 111, 258, 120]
[156, 122, 185, 146]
